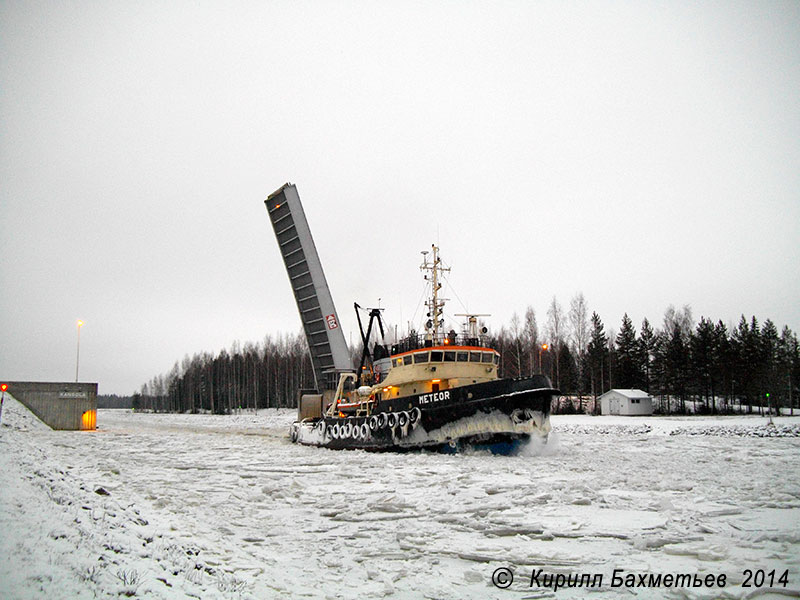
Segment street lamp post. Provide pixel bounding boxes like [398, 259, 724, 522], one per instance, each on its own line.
[0, 383, 7, 425]
[767, 392, 774, 426]
[75, 320, 84, 382]
[539, 343, 548, 375]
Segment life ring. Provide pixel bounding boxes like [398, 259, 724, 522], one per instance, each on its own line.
[360, 423, 369, 440]
[386, 412, 398, 428]
[409, 407, 422, 426]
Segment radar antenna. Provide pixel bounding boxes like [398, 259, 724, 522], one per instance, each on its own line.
[455, 313, 491, 344]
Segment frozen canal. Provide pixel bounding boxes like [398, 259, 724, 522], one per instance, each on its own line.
[2, 396, 800, 599]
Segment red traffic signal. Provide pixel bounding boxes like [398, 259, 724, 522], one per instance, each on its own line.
[0, 384, 7, 392]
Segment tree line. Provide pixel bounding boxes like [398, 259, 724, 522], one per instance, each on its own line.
[137, 295, 799, 415]
[493, 296, 799, 415]
[98, 394, 134, 409]
[134, 334, 315, 413]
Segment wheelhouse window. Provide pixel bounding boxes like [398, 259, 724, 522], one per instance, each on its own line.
[457, 351, 469, 362]
[493, 353, 500, 365]
[481, 352, 493, 363]
[469, 351, 481, 362]
[413, 352, 428, 364]
[430, 350, 443, 362]
[444, 351, 456, 362]
[392, 358, 399, 368]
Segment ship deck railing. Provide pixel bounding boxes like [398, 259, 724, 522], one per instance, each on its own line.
[390, 333, 491, 356]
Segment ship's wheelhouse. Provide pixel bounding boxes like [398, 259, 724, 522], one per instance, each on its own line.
[390, 347, 499, 368]
[373, 344, 500, 402]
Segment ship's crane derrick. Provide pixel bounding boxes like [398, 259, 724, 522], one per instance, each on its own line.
[264, 184, 353, 400]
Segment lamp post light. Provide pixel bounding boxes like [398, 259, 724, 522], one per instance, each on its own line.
[767, 392, 773, 426]
[539, 343, 548, 374]
[0, 383, 7, 425]
[75, 320, 84, 382]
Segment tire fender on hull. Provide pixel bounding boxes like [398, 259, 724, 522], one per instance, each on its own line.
[409, 407, 422, 427]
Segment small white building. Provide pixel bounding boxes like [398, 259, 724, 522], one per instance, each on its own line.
[599, 389, 653, 416]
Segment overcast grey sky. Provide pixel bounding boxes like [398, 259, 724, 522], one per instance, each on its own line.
[1, 1, 798, 395]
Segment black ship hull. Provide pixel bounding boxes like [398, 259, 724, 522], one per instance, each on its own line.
[290, 374, 557, 453]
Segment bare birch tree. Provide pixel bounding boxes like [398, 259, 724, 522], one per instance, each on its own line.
[510, 312, 523, 377]
[568, 292, 589, 357]
[663, 304, 694, 339]
[568, 292, 589, 407]
[546, 296, 564, 387]
[523, 306, 538, 375]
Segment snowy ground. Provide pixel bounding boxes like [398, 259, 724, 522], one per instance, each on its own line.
[2, 395, 800, 599]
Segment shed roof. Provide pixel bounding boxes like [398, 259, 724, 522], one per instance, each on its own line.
[601, 389, 651, 399]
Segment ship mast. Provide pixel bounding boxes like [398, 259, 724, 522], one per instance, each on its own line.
[421, 244, 450, 344]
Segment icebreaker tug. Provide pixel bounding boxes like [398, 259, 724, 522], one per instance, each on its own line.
[265, 183, 556, 453]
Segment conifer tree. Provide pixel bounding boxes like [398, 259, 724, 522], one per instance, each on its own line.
[691, 317, 716, 412]
[557, 344, 579, 397]
[615, 314, 641, 389]
[663, 323, 688, 413]
[586, 312, 609, 411]
[762, 319, 780, 414]
[639, 318, 656, 392]
[777, 326, 798, 414]
[713, 321, 732, 411]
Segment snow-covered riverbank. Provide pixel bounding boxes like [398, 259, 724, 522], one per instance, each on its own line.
[2, 395, 799, 599]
